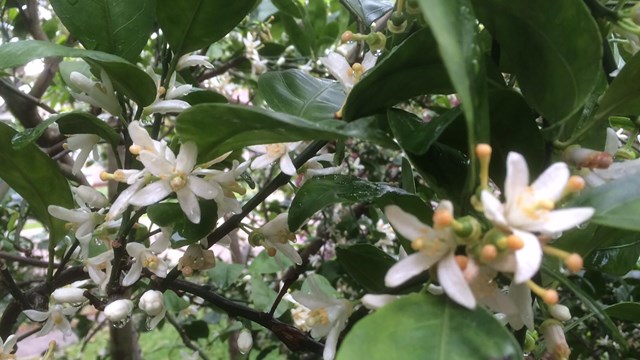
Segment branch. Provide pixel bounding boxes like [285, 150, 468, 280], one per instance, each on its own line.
[197, 56, 249, 82]
[0, 260, 31, 308]
[159, 140, 327, 289]
[24, 0, 48, 41]
[165, 312, 210, 360]
[0, 251, 53, 268]
[107, 208, 147, 295]
[168, 278, 324, 355]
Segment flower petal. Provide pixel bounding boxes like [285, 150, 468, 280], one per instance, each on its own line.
[128, 121, 156, 151]
[23, 309, 49, 322]
[272, 241, 302, 265]
[323, 324, 342, 360]
[384, 205, 433, 242]
[139, 151, 174, 177]
[504, 152, 529, 206]
[122, 261, 143, 286]
[437, 252, 476, 309]
[177, 187, 201, 224]
[480, 191, 508, 227]
[251, 153, 276, 169]
[279, 153, 297, 176]
[129, 181, 172, 207]
[513, 229, 542, 284]
[385, 252, 435, 288]
[508, 282, 534, 330]
[188, 176, 219, 200]
[177, 142, 198, 173]
[531, 162, 569, 202]
[361, 294, 399, 310]
[48, 206, 90, 223]
[535, 208, 594, 234]
[126, 242, 146, 257]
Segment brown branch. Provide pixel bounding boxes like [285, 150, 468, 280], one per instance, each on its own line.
[165, 312, 210, 360]
[197, 56, 249, 82]
[0, 251, 53, 268]
[168, 278, 324, 355]
[24, 0, 48, 41]
[0, 260, 30, 309]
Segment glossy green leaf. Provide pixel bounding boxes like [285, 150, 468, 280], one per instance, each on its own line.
[147, 200, 217, 242]
[337, 294, 521, 360]
[473, 0, 602, 122]
[401, 157, 416, 194]
[181, 90, 228, 105]
[341, 0, 393, 25]
[0, 40, 156, 106]
[50, 0, 155, 62]
[164, 289, 190, 312]
[585, 235, 640, 276]
[11, 116, 59, 149]
[0, 123, 74, 250]
[207, 262, 244, 289]
[487, 89, 544, 183]
[604, 302, 640, 323]
[250, 276, 290, 318]
[281, 14, 314, 57]
[288, 175, 432, 230]
[569, 174, 640, 231]
[344, 28, 452, 120]
[388, 107, 461, 155]
[596, 51, 640, 119]
[408, 143, 469, 203]
[542, 264, 627, 351]
[258, 69, 345, 121]
[336, 244, 395, 293]
[157, 0, 257, 56]
[175, 103, 395, 161]
[56, 112, 121, 150]
[418, 0, 490, 193]
[272, 0, 304, 18]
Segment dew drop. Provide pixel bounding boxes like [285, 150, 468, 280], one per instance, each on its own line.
[111, 315, 131, 329]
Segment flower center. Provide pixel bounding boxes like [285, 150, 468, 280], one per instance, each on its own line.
[53, 312, 64, 325]
[412, 237, 447, 257]
[307, 308, 330, 327]
[276, 229, 296, 244]
[266, 144, 287, 158]
[144, 255, 160, 270]
[517, 187, 555, 221]
[170, 172, 187, 191]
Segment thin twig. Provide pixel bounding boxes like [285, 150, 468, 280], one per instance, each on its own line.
[81, 318, 107, 352]
[165, 312, 210, 360]
[53, 240, 79, 280]
[197, 56, 249, 82]
[0, 260, 31, 308]
[0, 251, 53, 268]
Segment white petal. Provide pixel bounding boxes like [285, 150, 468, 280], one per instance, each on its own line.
[177, 142, 198, 173]
[145, 99, 190, 114]
[126, 242, 146, 257]
[362, 52, 378, 70]
[72, 147, 93, 176]
[480, 191, 508, 227]
[188, 177, 219, 200]
[122, 261, 143, 286]
[177, 54, 214, 70]
[3, 334, 16, 352]
[248, 145, 267, 153]
[536, 208, 594, 234]
[323, 324, 341, 360]
[23, 309, 50, 322]
[48, 206, 90, 223]
[279, 154, 297, 176]
[272, 241, 302, 265]
[106, 180, 144, 221]
[177, 187, 201, 224]
[166, 84, 193, 99]
[128, 121, 156, 151]
[384, 205, 433, 241]
[148, 309, 166, 329]
[513, 230, 542, 284]
[504, 152, 529, 206]
[139, 151, 174, 177]
[437, 252, 476, 309]
[129, 181, 173, 206]
[605, 128, 621, 154]
[531, 162, 569, 202]
[361, 294, 399, 310]
[38, 317, 55, 337]
[509, 282, 534, 330]
[320, 53, 353, 90]
[251, 153, 276, 169]
[385, 252, 436, 288]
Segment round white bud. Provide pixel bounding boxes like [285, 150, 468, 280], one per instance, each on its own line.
[104, 299, 134, 322]
[139, 290, 165, 317]
[237, 329, 253, 354]
[51, 288, 87, 304]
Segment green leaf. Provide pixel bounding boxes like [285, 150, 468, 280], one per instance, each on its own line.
[258, 69, 345, 121]
[208, 262, 244, 289]
[418, 0, 490, 193]
[604, 302, 640, 323]
[272, 0, 304, 18]
[164, 289, 190, 312]
[336, 244, 395, 293]
[56, 112, 121, 150]
[50, 0, 155, 62]
[147, 200, 217, 242]
[408, 142, 469, 203]
[183, 320, 210, 340]
[542, 264, 628, 351]
[0, 40, 156, 106]
[341, 0, 394, 26]
[337, 294, 521, 360]
[569, 174, 640, 231]
[175, 103, 395, 161]
[596, 52, 640, 119]
[344, 28, 452, 120]
[181, 90, 228, 105]
[11, 116, 59, 149]
[288, 175, 432, 230]
[401, 157, 416, 194]
[249, 250, 294, 274]
[250, 276, 290, 318]
[0, 123, 74, 250]
[387, 107, 461, 155]
[472, 0, 602, 122]
[281, 14, 314, 57]
[585, 235, 640, 276]
[157, 0, 258, 56]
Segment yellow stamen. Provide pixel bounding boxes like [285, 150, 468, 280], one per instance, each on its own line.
[475, 143, 492, 189]
[267, 247, 277, 257]
[341, 31, 353, 43]
[411, 238, 426, 251]
[481, 244, 498, 262]
[433, 210, 453, 228]
[527, 280, 559, 304]
[100, 171, 113, 181]
[129, 144, 142, 155]
[506, 234, 525, 251]
[455, 255, 468, 270]
[543, 246, 583, 273]
[352, 63, 364, 82]
[307, 308, 330, 327]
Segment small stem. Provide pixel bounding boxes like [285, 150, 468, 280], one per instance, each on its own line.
[0, 260, 30, 308]
[0, 251, 52, 267]
[165, 312, 210, 360]
[53, 240, 79, 280]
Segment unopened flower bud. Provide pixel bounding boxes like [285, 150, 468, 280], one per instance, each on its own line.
[549, 304, 572, 322]
[615, 147, 637, 160]
[237, 329, 253, 354]
[52, 288, 87, 304]
[541, 319, 571, 360]
[366, 31, 386, 54]
[139, 290, 165, 317]
[387, 11, 408, 33]
[104, 299, 134, 322]
[563, 145, 612, 169]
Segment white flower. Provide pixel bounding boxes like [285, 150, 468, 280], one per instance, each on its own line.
[84, 250, 114, 293]
[0, 334, 17, 358]
[481, 152, 594, 283]
[128, 142, 220, 224]
[104, 299, 134, 322]
[541, 319, 571, 360]
[176, 54, 214, 71]
[144, 99, 191, 115]
[66, 134, 100, 175]
[122, 229, 171, 286]
[51, 287, 87, 304]
[304, 153, 343, 178]
[72, 185, 109, 209]
[23, 304, 78, 337]
[69, 69, 121, 116]
[250, 213, 302, 265]
[319, 52, 377, 92]
[139, 290, 166, 329]
[249, 142, 300, 176]
[199, 159, 250, 216]
[144, 72, 192, 115]
[48, 205, 104, 255]
[384, 203, 476, 309]
[360, 294, 401, 310]
[291, 276, 352, 360]
[237, 329, 253, 354]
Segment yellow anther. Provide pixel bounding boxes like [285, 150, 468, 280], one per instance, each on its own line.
[481, 244, 498, 262]
[267, 247, 277, 257]
[265, 143, 287, 158]
[565, 253, 583, 273]
[507, 234, 525, 251]
[527, 280, 559, 305]
[475, 143, 492, 159]
[170, 175, 187, 191]
[352, 63, 364, 82]
[537, 199, 555, 211]
[567, 176, 585, 192]
[476, 143, 492, 189]
[433, 210, 453, 228]
[341, 31, 353, 43]
[129, 144, 142, 155]
[411, 238, 426, 251]
[100, 171, 113, 181]
[308, 308, 330, 326]
[62, 143, 70, 151]
[144, 255, 159, 269]
[181, 266, 193, 277]
[158, 86, 166, 97]
[455, 255, 469, 270]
